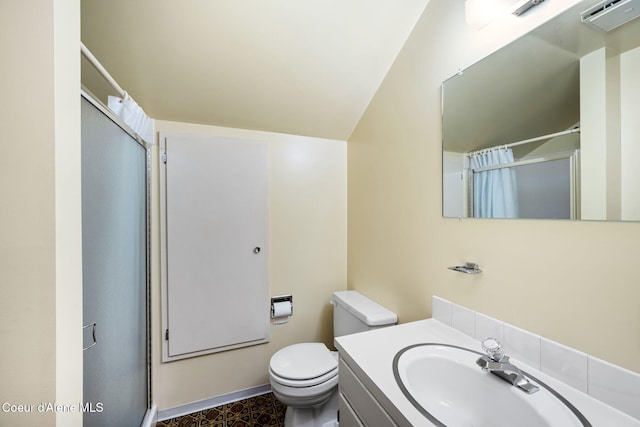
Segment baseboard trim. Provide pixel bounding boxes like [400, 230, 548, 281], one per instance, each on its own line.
[141, 403, 158, 427]
[157, 384, 272, 421]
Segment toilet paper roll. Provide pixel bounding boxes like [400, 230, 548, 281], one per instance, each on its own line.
[272, 301, 292, 324]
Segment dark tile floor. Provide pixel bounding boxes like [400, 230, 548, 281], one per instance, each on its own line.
[157, 392, 286, 427]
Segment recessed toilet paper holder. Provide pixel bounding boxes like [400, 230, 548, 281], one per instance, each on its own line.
[271, 295, 293, 318]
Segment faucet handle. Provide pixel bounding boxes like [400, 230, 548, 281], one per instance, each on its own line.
[481, 337, 504, 362]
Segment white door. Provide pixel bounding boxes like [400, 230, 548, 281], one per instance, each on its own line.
[160, 134, 269, 359]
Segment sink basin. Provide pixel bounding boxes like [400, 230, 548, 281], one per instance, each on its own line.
[393, 343, 591, 427]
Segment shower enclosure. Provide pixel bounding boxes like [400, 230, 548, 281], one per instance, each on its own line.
[81, 93, 151, 427]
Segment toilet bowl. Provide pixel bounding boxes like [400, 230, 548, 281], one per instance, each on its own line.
[270, 343, 339, 426]
[268, 291, 397, 427]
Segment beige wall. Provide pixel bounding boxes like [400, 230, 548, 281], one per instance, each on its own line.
[580, 45, 640, 221]
[0, 1, 82, 426]
[152, 121, 347, 410]
[54, 1, 83, 425]
[581, 48, 621, 220]
[348, 0, 640, 374]
[621, 47, 640, 219]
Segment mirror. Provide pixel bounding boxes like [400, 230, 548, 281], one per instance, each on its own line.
[442, 0, 640, 221]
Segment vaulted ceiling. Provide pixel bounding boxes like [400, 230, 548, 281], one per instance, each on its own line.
[81, 0, 429, 140]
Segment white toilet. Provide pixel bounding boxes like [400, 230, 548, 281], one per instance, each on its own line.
[269, 290, 397, 427]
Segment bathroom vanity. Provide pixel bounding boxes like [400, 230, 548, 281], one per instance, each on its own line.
[335, 319, 640, 427]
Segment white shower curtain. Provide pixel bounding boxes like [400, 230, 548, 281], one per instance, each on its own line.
[108, 94, 155, 144]
[470, 147, 518, 218]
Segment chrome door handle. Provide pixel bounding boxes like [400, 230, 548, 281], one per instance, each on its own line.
[83, 322, 97, 351]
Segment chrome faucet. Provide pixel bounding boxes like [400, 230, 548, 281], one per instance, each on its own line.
[476, 338, 539, 394]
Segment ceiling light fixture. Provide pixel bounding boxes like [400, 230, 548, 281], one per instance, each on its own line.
[465, 0, 520, 29]
[512, 0, 546, 16]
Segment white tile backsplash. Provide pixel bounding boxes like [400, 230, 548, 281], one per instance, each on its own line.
[504, 323, 541, 370]
[588, 356, 640, 420]
[540, 338, 588, 393]
[432, 296, 452, 326]
[432, 295, 640, 421]
[474, 312, 504, 343]
[451, 303, 475, 337]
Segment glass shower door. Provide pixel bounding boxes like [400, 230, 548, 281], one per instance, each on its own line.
[81, 96, 148, 427]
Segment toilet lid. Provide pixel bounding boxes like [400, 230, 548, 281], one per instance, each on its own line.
[270, 343, 338, 381]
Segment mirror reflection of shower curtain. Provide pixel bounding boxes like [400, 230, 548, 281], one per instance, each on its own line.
[470, 148, 518, 218]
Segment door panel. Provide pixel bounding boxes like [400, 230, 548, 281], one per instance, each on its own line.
[160, 135, 269, 359]
[81, 97, 148, 427]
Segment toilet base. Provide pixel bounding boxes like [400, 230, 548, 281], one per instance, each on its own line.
[283, 391, 338, 427]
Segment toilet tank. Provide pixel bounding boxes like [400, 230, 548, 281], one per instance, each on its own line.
[332, 290, 397, 337]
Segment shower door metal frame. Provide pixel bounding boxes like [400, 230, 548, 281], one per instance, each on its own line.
[81, 88, 153, 422]
[467, 150, 580, 219]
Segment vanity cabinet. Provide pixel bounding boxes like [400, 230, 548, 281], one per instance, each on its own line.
[338, 394, 364, 427]
[338, 357, 398, 427]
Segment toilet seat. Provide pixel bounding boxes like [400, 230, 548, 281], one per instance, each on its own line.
[270, 366, 337, 388]
[269, 343, 338, 388]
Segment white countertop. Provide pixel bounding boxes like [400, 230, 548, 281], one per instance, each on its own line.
[335, 319, 640, 427]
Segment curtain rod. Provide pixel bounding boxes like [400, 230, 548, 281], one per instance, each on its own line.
[80, 42, 126, 99]
[469, 127, 580, 156]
